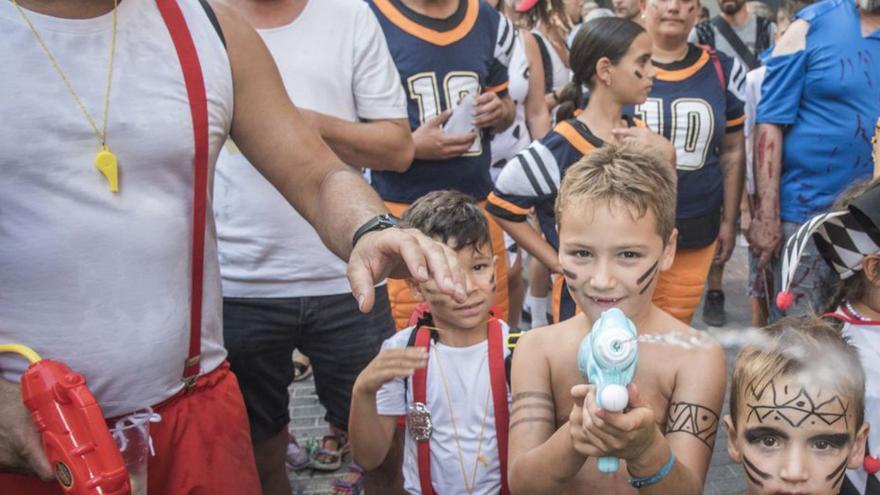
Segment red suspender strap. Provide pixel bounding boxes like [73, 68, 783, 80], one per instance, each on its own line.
[155, 0, 209, 388]
[412, 323, 510, 495]
[412, 327, 435, 495]
[488, 319, 510, 495]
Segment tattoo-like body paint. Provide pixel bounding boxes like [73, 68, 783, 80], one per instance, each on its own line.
[512, 391, 553, 402]
[510, 417, 555, 429]
[562, 269, 577, 281]
[634, 70, 644, 79]
[665, 401, 720, 448]
[510, 402, 555, 416]
[746, 381, 850, 428]
[742, 456, 771, 487]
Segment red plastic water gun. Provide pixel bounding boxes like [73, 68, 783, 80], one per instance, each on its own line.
[0, 344, 130, 494]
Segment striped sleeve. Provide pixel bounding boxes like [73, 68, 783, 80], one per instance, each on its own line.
[486, 140, 561, 222]
[724, 55, 747, 132]
[487, 13, 514, 91]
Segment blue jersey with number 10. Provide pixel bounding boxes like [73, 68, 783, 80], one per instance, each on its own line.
[369, 0, 514, 203]
[634, 45, 746, 220]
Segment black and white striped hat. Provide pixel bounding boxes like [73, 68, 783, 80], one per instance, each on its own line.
[777, 182, 880, 310]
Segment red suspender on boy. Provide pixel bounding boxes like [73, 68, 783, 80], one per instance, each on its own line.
[411, 319, 510, 495]
[156, 0, 210, 389]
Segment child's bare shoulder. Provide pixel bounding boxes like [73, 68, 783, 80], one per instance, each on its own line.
[517, 316, 586, 358]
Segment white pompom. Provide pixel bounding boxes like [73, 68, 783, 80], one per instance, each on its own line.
[599, 384, 628, 412]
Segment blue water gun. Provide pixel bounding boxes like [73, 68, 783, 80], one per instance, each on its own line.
[577, 308, 639, 473]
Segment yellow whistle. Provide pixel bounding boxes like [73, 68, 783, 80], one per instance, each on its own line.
[94, 146, 119, 193]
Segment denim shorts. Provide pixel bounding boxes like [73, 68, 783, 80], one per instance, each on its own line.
[223, 287, 394, 442]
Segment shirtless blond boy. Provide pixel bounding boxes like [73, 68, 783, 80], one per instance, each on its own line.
[508, 142, 727, 494]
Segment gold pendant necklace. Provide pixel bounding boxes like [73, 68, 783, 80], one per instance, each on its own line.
[432, 341, 492, 495]
[13, 0, 120, 193]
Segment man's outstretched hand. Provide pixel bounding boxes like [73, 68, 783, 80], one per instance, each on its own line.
[347, 227, 467, 312]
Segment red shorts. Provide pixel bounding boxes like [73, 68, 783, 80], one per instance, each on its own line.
[0, 361, 261, 495]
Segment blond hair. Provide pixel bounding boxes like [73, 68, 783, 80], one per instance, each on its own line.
[555, 142, 676, 242]
[730, 316, 866, 429]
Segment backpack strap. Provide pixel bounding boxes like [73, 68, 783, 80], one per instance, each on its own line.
[155, 0, 209, 390]
[698, 45, 727, 92]
[711, 15, 761, 70]
[197, 0, 226, 48]
[694, 20, 715, 48]
[531, 32, 555, 94]
[411, 326, 435, 495]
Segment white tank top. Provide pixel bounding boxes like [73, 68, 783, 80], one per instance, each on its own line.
[491, 31, 532, 175]
[532, 29, 571, 91]
[0, 0, 232, 416]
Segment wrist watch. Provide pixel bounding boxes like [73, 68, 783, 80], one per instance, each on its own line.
[352, 213, 400, 249]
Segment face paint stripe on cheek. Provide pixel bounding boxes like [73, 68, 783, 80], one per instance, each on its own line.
[562, 269, 577, 281]
[826, 459, 848, 482]
[743, 457, 772, 481]
[637, 260, 659, 285]
[634, 70, 643, 79]
[637, 260, 659, 295]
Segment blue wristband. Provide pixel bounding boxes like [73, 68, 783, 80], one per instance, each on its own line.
[628, 451, 676, 489]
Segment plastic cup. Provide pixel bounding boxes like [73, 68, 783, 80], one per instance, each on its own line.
[107, 407, 156, 495]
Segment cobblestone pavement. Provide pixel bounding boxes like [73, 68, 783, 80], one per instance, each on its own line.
[288, 242, 754, 494]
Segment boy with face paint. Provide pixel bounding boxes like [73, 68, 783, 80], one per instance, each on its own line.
[725, 316, 870, 495]
[507, 142, 726, 494]
[350, 191, 515, 495]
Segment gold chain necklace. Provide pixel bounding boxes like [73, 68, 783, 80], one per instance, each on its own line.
[12, 0, 120, 193]
[431, 341, 492, 495]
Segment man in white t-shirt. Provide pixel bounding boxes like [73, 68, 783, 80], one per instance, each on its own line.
[0, 1, 463, 494]
[217, 1, 412, 494]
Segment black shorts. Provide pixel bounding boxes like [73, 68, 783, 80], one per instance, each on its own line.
[223, 287, 394, 443]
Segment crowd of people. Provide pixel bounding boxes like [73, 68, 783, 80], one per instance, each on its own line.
[0, 0, 878, 494]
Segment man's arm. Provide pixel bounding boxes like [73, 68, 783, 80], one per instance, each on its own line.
[301, 112, 413, 172]
[213, 5, 465, 310]
[300, 1, 414, 173]
[749, 124, 783, 269]
[749, 19, 809, 269]
[508, 332, 587, 494]
[717, 130, 745, 265]
[0, 381, 53, 479]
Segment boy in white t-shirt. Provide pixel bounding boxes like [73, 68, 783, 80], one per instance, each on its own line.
[349, 190, 514, 495]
